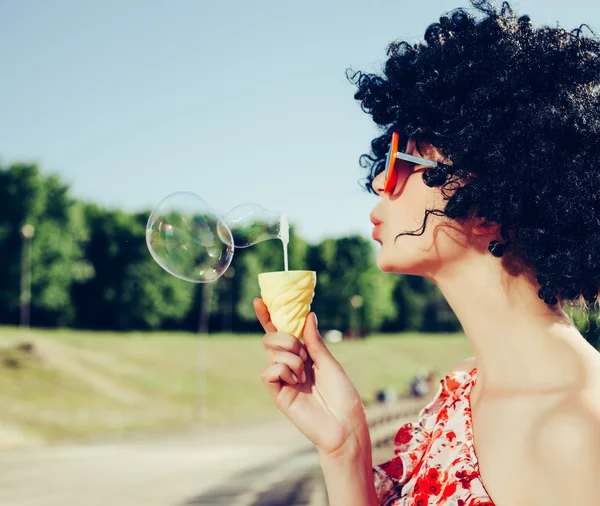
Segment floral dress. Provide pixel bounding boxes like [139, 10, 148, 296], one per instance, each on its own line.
[373, 367, 495, 506]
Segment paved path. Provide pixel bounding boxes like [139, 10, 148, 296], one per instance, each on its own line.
[0, 415, 316, 506]
[0, 410, 416, 506]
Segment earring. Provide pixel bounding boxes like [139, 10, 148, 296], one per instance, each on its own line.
[488, 240, 505, 257]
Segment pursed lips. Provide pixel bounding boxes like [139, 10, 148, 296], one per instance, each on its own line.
[370, 213, 383, 242]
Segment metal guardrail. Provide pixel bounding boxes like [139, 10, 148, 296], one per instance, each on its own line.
[366, 396, 431, 448]
[187, 397, 432, 506]
[307, 397, 431, 506]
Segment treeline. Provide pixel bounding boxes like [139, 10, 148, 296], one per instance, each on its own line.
[0, 162, 462, 334]
[1, 162, 598, 342]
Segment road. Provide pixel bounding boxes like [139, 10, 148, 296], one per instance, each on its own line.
[0, 410, 415, 506]
[0, 414, 325, 506]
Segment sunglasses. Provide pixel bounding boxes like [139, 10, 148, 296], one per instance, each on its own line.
[383, 132, 438, 194]
[383, 132, 477, 194]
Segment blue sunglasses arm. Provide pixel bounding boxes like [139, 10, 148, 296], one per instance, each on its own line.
[395, 152, 439, 167]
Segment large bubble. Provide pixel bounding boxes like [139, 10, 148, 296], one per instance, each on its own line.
[146, 192, 234, 283]
[146, 193, 288, 282]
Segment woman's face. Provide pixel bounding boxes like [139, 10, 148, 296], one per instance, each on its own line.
[370, 137, 472, 279]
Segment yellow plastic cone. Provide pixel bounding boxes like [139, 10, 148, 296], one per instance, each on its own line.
[258, 270, 316, 339]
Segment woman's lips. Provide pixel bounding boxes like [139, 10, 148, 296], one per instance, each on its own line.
[372, 224, 382, 242]
[370, 213, 383, 243]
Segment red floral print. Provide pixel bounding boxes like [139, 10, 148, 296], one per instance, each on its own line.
[372, 368, 495, 505]
[395, 424, 415, 446]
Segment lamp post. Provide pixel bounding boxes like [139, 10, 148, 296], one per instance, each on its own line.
[198, 282, 213, 335]
[20, 224, 35, 329]
[350, 294, 363, 338]
[197, 281, 212, 421]
[349, 294, 365, 396]
[221, 266, 235, 333]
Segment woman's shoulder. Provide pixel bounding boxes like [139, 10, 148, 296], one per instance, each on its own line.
[435, 357, 476, 394]
[449, 356, 477, 374]
[413, 362, 476, 431]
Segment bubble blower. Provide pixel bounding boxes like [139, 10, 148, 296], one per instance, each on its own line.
[146, 191, 316, 339]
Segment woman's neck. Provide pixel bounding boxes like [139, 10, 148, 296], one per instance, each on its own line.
[430, 251, 597, 396]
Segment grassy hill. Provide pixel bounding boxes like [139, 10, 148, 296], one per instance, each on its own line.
[0, 327, 473, 448]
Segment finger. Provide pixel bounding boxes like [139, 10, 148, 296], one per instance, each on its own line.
[260, 363, 299, 398]
[263, 332, 309, 361]
[254, 298, 277, 333]
[267, 349, 306, 382]
[302, 313, 338, 368]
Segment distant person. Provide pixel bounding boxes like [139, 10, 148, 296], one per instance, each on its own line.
[254, 2, 600, 505]
[425, 370, 438, 394]
[409, 370, 430, 398]
[375, 386, 398, 404]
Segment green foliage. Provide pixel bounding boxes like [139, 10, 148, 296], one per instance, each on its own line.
[1, 161, 597, 342]
[0, 163, 92, 326]
[72, 207, 195, 330]
[307, 235, 396, 333]
[234, 224, 308, 325]
[567, 305, 600, 349]
[234, 250, 263, 323]
[385, 275, 427, 331]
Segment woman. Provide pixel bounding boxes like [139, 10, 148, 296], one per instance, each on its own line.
[254, 1, 600, 504]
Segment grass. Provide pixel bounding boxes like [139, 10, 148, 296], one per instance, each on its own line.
[0, 327, 473, 448]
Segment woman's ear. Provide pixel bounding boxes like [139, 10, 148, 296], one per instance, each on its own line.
[472, 218, 501, 236]
[415, 138, 449, 164]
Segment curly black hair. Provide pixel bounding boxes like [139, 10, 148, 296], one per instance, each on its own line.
[349, 0, 600, 309]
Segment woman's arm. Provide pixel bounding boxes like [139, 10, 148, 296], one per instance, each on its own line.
[318, 430, 379, 506]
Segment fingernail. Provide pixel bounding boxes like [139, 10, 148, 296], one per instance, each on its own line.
[313, 313, 318, 327]
[291, 373, 298, 383]
[301, 371, 307, 383]
[300, 348, 308, 361]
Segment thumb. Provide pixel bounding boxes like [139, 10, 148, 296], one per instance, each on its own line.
[301, 313, 337, 367]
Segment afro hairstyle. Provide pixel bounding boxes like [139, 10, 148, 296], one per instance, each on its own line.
[349, 0, 600, 309]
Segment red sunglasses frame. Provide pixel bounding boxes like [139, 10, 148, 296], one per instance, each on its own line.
[383, 132, 476, 194]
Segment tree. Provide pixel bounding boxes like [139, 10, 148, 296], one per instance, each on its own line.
[307, 236, 396, 333]
[380, 275, 427, 332]
[420, 281, 462, 332]
[72, 206, 195, 330]
[0, 163, 92, 326]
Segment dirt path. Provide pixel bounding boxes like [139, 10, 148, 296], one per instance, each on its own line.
[0, 408, 417, 506]
[0, 414, 313, 506]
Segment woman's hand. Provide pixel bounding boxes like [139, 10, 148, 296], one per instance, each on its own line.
[254, 298, 370, 457]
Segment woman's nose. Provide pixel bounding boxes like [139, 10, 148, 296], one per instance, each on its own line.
[372, 169, 386, 196]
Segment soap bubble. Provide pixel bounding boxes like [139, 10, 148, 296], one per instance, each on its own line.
[146, 192, 234, 283]
[219, 203, 287, 248]
[146, 192, 289, 283]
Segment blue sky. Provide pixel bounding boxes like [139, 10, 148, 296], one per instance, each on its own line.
[1, 0, 598, 243]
